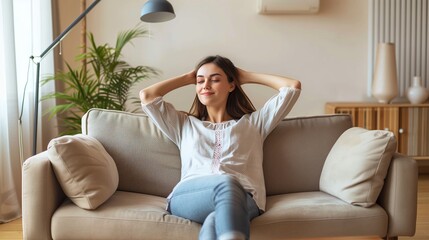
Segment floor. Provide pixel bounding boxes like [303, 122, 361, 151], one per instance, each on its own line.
[1, 174, 428, 240]
[401, 173, 429, 240]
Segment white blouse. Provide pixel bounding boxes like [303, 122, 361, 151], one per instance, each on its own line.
[142, 87, 300, 211]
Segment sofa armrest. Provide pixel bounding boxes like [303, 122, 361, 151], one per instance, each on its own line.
[377, 153, 418, 238]
[22, 151, 66, 240]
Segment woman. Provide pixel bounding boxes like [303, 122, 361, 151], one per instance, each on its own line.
[140, 55, 301, 240]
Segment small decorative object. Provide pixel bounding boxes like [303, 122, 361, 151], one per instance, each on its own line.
[372, 42, 399, 103]
[407, 76, 429, 104]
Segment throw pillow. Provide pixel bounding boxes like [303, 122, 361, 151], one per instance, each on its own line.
[319, 127, 397, 207]
[47, 134, 119, 210]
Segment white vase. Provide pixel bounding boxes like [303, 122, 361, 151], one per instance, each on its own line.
[407, 76, 429, 104]
[372, 43, 399, 103]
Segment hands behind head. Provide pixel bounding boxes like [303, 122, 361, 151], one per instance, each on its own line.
[185, 70, 197, 85]
[236, 68, 247, 85]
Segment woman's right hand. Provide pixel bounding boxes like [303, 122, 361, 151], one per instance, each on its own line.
[184, 70, 197, 85]
[140, 70, 198, 104]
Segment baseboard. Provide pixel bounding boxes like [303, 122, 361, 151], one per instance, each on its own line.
[417, 160, 429, 174]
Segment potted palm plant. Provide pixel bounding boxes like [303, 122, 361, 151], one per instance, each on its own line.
[42, 26, 158, 135]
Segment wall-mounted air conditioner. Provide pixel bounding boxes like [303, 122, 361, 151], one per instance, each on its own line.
[257, 0, 320, 14]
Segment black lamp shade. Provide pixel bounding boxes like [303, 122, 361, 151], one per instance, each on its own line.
[140, 0, 175, 23]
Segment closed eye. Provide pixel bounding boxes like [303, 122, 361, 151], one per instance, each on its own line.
[196, 78, 220, 84]
[196, 78, 205, 84]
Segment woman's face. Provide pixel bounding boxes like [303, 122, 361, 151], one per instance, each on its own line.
[196, 63, 235, 108]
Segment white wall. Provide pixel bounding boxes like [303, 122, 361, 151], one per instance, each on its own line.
[82, 0, 370, 116]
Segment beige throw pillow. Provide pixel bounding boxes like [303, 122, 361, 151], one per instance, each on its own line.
[48, 134, 119, 210]
[319, 127, 397, 207]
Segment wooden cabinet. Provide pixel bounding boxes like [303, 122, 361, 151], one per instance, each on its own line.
[325, 102, 429, 161]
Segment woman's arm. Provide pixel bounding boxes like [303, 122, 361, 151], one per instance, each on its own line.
[238, 68, 301, 90]
[140, 71, 196, 104]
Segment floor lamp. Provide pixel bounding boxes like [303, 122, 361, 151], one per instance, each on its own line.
[30, 0, 101, 155]
[31, 0, 175, 155]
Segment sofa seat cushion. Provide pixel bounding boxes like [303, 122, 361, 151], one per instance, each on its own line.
[251, 191, 388, 239]
[52, 191, 200, 240]
[52, 191, 388, 240]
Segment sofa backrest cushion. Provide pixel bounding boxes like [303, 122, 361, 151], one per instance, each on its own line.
[82, 109, 181, 198]
[82, 109, 352, 197]
[263, 115, 352, 195]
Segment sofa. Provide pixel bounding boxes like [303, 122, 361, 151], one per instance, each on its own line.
[22, 108, 418, 240]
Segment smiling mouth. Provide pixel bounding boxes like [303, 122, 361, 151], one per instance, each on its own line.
[201, 92, 214, 96]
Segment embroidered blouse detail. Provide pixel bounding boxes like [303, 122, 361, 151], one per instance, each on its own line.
[212, 129, 222, 173]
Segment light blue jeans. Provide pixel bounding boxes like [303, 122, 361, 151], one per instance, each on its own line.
[168, 175, 260, 240]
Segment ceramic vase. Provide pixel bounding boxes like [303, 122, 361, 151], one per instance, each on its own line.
[407, 76, 429, 104]
[372, 43, 399, 103]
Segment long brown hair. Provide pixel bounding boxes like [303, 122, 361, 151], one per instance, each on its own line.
[189, 55, 256, 120]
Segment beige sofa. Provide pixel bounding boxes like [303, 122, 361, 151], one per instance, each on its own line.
[22, 108, 418, 240]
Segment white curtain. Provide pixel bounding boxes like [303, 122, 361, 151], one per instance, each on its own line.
[0, 0, 56, 222]
[0, 0, 21, 223]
